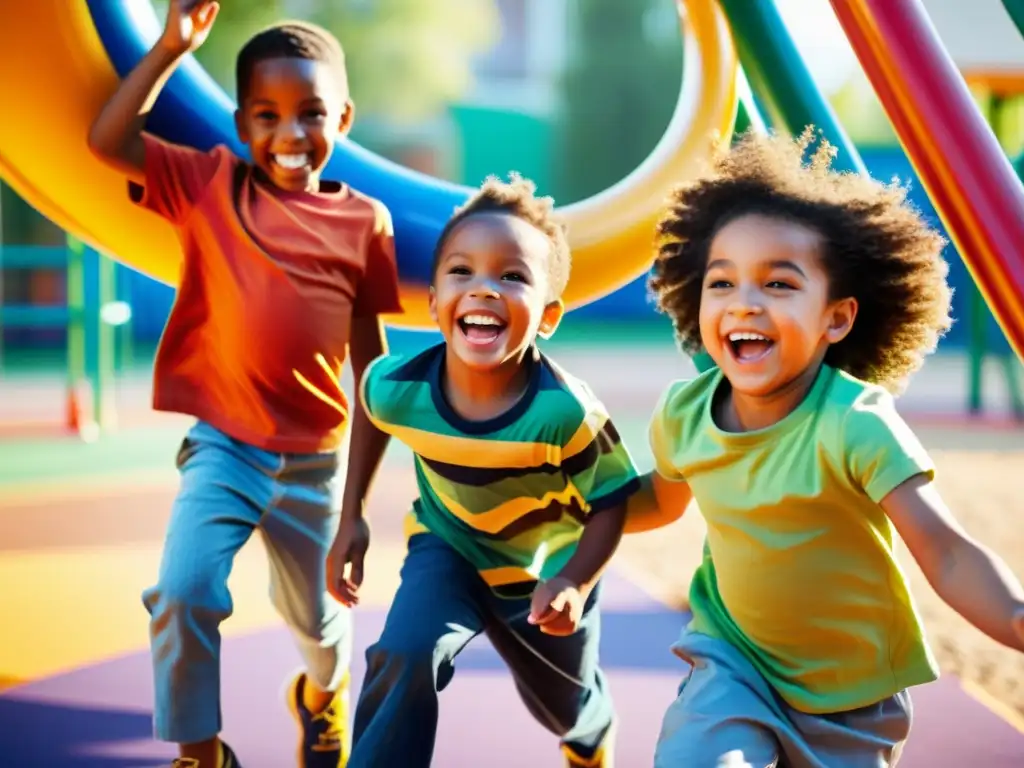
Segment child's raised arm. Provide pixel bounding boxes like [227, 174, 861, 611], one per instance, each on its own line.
[87, 0, 219, 181]
[883, 474, 1024, 650]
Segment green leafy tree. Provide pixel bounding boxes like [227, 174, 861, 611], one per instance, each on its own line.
[555, 0, 683, 203]
[155, 0, 499, 123]
[827, 72, 897, 147]
[309, 0, 499, 123]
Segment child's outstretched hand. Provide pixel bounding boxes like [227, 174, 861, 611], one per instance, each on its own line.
[327, 515, 370, 608]
[159, 0, 219, 56]
[528, 576, 585, 637]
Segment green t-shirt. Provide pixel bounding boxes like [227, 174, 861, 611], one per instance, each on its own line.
[649, 364, 940, 713]
[361, 343, 641, 599]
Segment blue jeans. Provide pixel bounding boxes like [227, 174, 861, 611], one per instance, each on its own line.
[349, 533, 614, 768]
[142, 421, 351, 744]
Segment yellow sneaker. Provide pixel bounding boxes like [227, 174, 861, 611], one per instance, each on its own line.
[286, 672, 351, 768]
[562, 721, 615, 768]
[170, 741, 242, 767]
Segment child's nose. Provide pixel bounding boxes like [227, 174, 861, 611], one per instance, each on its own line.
[468, 278, 501, 298]
[278, 118, 307, 141]
[727, 287, 765, 316]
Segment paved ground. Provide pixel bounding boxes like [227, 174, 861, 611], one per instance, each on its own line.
[1, 343, 1022, 765]
[1, 470, 1023, 766]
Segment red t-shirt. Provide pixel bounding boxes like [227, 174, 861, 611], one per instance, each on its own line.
[130, 134, 403, 453]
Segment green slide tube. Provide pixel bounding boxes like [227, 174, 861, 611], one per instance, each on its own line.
[717, 0, 866, 175]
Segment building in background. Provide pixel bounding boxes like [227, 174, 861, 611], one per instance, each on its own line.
[447, 0, 568, 191]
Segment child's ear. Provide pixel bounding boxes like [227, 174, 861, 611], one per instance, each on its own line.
[338, 100, 355, 136]
[234, 109, 249, 144]
[428, 286, 438, 324]
[825, 297, 858, 344]
[537, 300, 565, 340]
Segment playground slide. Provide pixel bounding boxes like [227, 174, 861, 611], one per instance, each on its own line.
[830, 0, 1024, 360]
[0, 0, 737, 328]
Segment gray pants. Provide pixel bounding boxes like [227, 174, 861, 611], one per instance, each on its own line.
[654, 631, 912, 767]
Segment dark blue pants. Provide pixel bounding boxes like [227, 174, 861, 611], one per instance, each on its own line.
[350, 534, 614, 767]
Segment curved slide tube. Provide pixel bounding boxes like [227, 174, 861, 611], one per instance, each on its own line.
[831, 0, 1024, 360]
[0, 0, 737, 328]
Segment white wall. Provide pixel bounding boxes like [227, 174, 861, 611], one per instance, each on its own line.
[923, 0, 1024, 71]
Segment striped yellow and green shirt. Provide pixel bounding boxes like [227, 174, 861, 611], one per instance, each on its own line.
[360, 343, 641, 598]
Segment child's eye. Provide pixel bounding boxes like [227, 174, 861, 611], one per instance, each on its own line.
[255, 111, 276, 121]
[448, 265, 471, 276]
[502, 271, 527, 283]
[303, 110, 326, 121]
[706, 278, 732, 289]
[766, 280, 795, 290]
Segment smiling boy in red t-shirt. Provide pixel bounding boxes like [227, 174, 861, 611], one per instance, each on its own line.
[87, 2, 400, 766]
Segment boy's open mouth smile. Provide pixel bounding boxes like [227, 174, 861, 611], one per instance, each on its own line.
[271, 152, 312, 172]
[726, 330, 775, 364]
[457, 311, 508, 348]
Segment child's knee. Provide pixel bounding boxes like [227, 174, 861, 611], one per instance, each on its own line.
[143, 562, 232, 626]
[363, 626, 460, 692]
[366, 635, 436, 673]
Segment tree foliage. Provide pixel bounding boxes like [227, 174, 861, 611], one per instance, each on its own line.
[555, 0, 684, 203]
[156, 0, 500, 123]
[827, 71, 897, 147]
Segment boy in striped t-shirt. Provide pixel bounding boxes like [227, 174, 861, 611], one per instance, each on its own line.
[331, 175, 640, 768]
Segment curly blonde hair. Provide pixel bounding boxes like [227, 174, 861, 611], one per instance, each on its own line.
[432, 173, 571, 300]
[649, 128, 953, 392]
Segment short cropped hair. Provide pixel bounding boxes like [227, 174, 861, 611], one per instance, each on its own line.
[649, 128, 953, 392]
[433, 173, 571, 301]
[236, 21, 348, 101]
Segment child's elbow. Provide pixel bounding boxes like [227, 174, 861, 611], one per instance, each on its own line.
[86, 124, 110, 161]
[622, 476, 685, 534]
[87, 119, 127, 166]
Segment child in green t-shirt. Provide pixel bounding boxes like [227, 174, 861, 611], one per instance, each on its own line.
[632, 129, 1024, 767]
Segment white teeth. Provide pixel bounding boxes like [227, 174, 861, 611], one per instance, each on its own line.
[274, 153, 309, 170]
[461, 314, 503, 327]
[728, 332, 770, 342]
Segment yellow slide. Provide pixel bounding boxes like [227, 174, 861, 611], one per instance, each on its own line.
[0, 0, 182, 285]
[0, 0, 736, 326]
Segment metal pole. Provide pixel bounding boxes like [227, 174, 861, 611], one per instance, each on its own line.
[1000, 0, 1024, 40]
[831, 0, 1024, 363]
[733, 68, 768, 137]
[97, 252, 117, 430]
[0, 182, 5, 374]
[65, 234, 88, 434]
[114, 264, 134, 375]
[717, 0, 867, 174]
